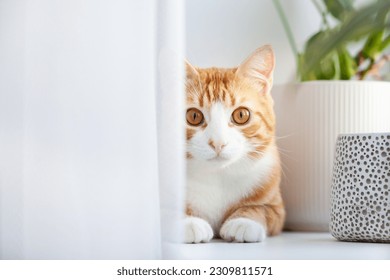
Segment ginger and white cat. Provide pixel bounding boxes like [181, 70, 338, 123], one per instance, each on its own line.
[185, 45, 285, 243]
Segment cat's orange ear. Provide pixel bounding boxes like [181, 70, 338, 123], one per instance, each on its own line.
[185, 60, 199, 80]
[236, 45, 275, 93]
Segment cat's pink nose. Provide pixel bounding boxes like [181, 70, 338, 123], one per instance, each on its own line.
[208, 140, 227, 155]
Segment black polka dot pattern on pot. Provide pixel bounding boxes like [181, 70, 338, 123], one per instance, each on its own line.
[330, 133, 390, 243]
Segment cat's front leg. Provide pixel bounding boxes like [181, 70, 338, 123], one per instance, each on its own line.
[220, 204, 284, 243]
[184, 216, 214, 243]
[220, 217, 267, 243]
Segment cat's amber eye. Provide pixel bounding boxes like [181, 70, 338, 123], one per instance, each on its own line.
[186, 108, 204, 126]
[232, 107, 250, 125]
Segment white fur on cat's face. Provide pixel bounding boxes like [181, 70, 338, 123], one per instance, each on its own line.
[187, 102, 255, 169]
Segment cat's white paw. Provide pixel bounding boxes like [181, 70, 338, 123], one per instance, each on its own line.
[220, 218, 266, 243]
[184, 217, 213, 243]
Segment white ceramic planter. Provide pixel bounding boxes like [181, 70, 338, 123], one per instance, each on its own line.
[273, 81, 390, 231]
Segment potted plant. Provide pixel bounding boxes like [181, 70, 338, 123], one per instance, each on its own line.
[272, 0, 390, 231]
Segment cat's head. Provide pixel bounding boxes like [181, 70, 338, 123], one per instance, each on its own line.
[185, 45, 276, 169]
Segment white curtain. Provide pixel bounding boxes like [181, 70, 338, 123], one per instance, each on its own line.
[0, 0, 184, 259]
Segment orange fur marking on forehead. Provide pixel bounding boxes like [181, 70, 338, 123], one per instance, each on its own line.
[228, 91, 236, 107]
[203, 69, 231, 104]
[186, 66, 270, 110]
[186, 67, 238, 108]
[199, 93, 204, 107]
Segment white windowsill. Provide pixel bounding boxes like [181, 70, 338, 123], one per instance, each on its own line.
[169, 232, 390, 260]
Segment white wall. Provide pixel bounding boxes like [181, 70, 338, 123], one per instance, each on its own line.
[186, 0, 321, 84]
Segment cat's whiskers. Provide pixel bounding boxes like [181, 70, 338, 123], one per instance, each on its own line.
[275, 133, 294, 141]
[274, 134, 296, 160]
[275, 146, 296, 163]
[279, 161, 289, 181]
[248, 146, 289, 182]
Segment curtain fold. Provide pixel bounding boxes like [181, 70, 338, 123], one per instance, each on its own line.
[0, 0, 184, 259]
[157, 0, 185, 259]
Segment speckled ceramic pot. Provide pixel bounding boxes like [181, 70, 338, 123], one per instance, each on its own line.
[330, 133, 390, 243]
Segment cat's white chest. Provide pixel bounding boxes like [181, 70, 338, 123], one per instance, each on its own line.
[186, 172, 252, 233]
[186, 151, 275, 233]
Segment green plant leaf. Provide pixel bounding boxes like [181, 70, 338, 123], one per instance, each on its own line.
[303, 31, 337, 80]
[362, 31, 384, 60]
[298, 54, 315, 81]
[362, 8, 388, 60]
[314, 54, 337, 80]
[379, 35, 390, 52]
[337, 47, 357, 79]
[306, 30, 327, 46]
[323, 0, 354, 20]
[300, 31, 329, 80]
[300, 0, 390, 80]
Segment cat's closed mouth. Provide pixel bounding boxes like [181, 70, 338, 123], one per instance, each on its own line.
[208, 156, 229, 162]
